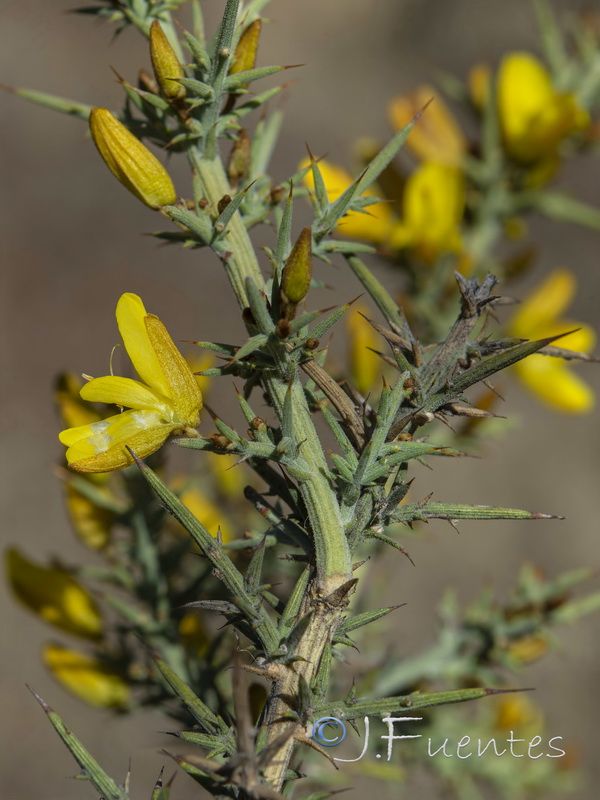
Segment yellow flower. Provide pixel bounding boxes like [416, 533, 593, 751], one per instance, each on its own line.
[495, 695, 543, 733]
[347, 305, 383, 396]
[5, 548, 103, 640]
[498, 52, 589, 165]
[59, 293, 203, 472]
[388, 161, 465, 261]
[509, 269, 595, 413]
[64, 484, 114, 550]
[388, 85, 467, 166]
[89, 108, 177, 208]
[43, 643, 130, 709]
[300, 158, 396, 244]
[172, 478, 235, 543]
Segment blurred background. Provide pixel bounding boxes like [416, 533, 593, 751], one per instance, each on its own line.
[1, 0, 599, 797]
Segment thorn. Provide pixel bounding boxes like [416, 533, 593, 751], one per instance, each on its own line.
[26, 684, 52, 712]
[125, 445, 147, 469]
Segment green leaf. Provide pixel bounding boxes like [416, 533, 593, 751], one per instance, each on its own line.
[528, 191, 600, 231]
[315, 687, 521, 721]
[183, 30, 211, 71]
[163, 206, 213, 245]
[338, 605, 401, 634]
[178, 77, 214, 99]
[317, 115, 419, 235]
[393, 501, 559, 523]
[245, 276, 275, 334]
[224, 65, 286, 92]
[153, 657, 235, 745]
[129, 455, 279, 652]
[3, 85, 93, 120]
[28, 687, 128, 800]
[426, 334, 566, 406]
[534, 0, 568, 79]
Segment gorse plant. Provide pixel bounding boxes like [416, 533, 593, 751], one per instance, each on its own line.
[4, 1, 600, 798]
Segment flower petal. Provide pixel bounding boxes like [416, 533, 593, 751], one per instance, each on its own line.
[388, 85, 466, 165]
[515, 356, 594, 414]
[145, 314, 202, 424]
[61, 409, 176, 472]
[509, 269, 576, 336]
[5, 548, 103, 640]
[80, 375, 170, 412]
[116, 293, 171, 398]
[43, 643, 130, 709]
[300, 158, 396, 244]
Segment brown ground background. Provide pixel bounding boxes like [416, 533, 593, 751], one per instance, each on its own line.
[1, 1, 599, 798]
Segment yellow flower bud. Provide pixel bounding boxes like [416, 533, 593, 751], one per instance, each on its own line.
[230, 20, 261, 76]
[5, 548, 103, 640]
[388, 85, 467, 166]
[43, 643, 130, 709]
[498, 52, 589, 165]
[149, 20, 185, 100]
[65, 483, 113, 550]
[281, 227, 312, 318]
[89, 108, 177, 209]
[347, 306, 382, 396]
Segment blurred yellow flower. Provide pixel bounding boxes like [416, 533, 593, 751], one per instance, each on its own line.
[59, 293, 203, 473]
[64, 484, 114, 550]
[43, 643, 130, 709]
[495, 694, 543, 732]
[509, 269, 595, 413]
[347, 305, 382, 396]
[388, 85, 467, 166]
[498, 52, 589, 166]
[5, 548, 102, 640]
[389, 161, 465, 261]
[300, 158, 396, 244]
[174, 478, 236, 543]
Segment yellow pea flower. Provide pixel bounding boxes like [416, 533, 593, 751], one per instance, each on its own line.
[498, 52, 589, 166]
[43, 643, 130, 709]
[5, 548, 103, 640]
[300, 158, 396, 244]
[388, 161, 465, 261]
[509, 269, 595, 413]
[347, 305, 383, 396]
[388, 85, 467, 166]
[59, 293, 203, 473]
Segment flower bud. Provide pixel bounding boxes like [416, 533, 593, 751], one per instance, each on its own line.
[43, 643, 130, 709]
[229, 20, 262, 76]
[281, 227, 312, 319]
[149, 20, 185, 100]
[89, 108, 177, 208]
